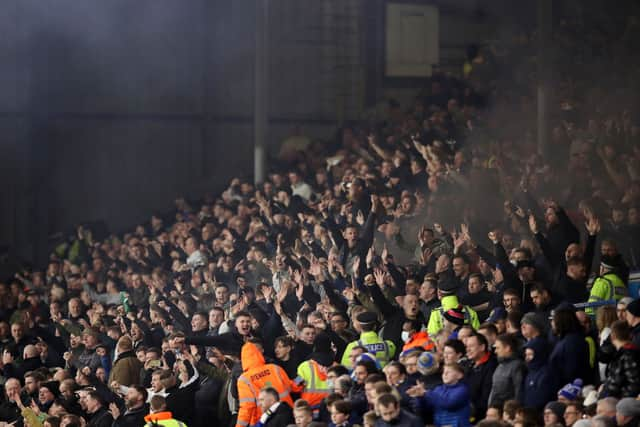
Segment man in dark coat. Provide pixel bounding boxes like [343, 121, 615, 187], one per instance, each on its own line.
[112, 385, 149, 427]
[85, 391, 114, 427]
[464, 332, 497, 421]
[0, 378, 24, 427]
[258, 387, 294, 427]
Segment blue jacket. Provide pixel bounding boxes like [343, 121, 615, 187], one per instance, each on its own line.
[415, 382, 470, 427]
[523, 338, 555, 409]
[549, 332, 592, 390]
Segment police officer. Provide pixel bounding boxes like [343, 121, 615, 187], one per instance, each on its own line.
[427, 280, 480, 336]
[586, 256, 627, 315]
[341, 312, 396, 369]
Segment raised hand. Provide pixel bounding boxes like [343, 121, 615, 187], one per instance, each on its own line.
[435, 254, 450, 274]
[296, 283, 305, 301]
[528, 214, 538, 234]
[365, 247, 375, 268]
[109, 402, 121, 419]
[352, 256, 361, 277]
[373, 268, 386, 287]
[356, 210, 365, 226]
[460, 223, 470, 239]
[585, 216, 601, 236]
[381, 243, 389, 264]
[262, 286, 275, 302]
[371, 195, 380, 214]
[420, 247, 433, 265]
[418, 226, 428, 246]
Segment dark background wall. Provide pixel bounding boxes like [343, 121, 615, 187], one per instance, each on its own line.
[0, 0, 532, 268]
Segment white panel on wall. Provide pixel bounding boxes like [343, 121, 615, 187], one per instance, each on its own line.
[385, 3, 439, 77]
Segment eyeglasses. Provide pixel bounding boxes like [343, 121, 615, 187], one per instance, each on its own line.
[565, 411, 579, 416]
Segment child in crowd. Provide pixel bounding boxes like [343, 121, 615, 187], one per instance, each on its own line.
[409, 363, 471, 427]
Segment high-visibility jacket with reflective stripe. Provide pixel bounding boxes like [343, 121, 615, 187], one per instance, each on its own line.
[402, 331, 435, 352]
[427, 295, 480, 336]
[236, 343, 299, 427]
[340, 331, 396, 368]
[144, 412, 187, 427]
[295, 359, 330, 408]
[587, 273, 627, 315]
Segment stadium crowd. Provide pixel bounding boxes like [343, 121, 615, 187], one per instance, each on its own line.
[2, 3, 640, 427]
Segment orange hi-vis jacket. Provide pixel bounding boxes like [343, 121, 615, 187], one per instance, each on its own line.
[402, 331, 435, 353]
[295, 359, 331, 409]
[235, 342, 300, 427]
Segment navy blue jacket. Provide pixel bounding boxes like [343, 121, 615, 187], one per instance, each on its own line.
[549, 332, 592, 391]
[523, 338, 555, 409]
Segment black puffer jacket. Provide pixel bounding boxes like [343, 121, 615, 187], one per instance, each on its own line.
[601, 343, 640, 398]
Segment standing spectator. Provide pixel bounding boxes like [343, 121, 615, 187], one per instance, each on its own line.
[464, 332, 497, 420]
[374, 393, 421, 427]
[0, 378, 23, 426]
[488, 334, 525, 407]
[625, 299, 640, 348]
[73, 328, 103, 374]
[85, 391, 114, 427]
[409, 363, 470, 427]
[600, 320, 640, 398]
[110, 385, 149, 427]
[257, 387, 295, 427]
[523, 337, 554, 409]
[549, 307, 593, 389]
[109, 336, 143, 387]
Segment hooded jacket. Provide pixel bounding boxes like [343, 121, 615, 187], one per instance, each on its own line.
[523, 337, 554, 409]
[236, 343, 299, 427]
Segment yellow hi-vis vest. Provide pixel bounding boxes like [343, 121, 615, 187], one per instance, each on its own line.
[340, 330, 396, 369]
[586, 273, 627, 315]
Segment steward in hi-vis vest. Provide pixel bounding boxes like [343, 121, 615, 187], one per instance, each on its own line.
[236, 343, 300, 427]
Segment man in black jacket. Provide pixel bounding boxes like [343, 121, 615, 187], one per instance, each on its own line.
[258, 387, 294, 427]
[185, 311, 254, 357]
[367, 279, 425, 352]
[0, 378, 23, 427]
[627, 299, 640, 348]
[161, 362, 198, 426]
[111, 385, 149, 427]
[321, 194, 379, 277]
[464, 332, 497, 422]
[85, 391, 114, 427]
